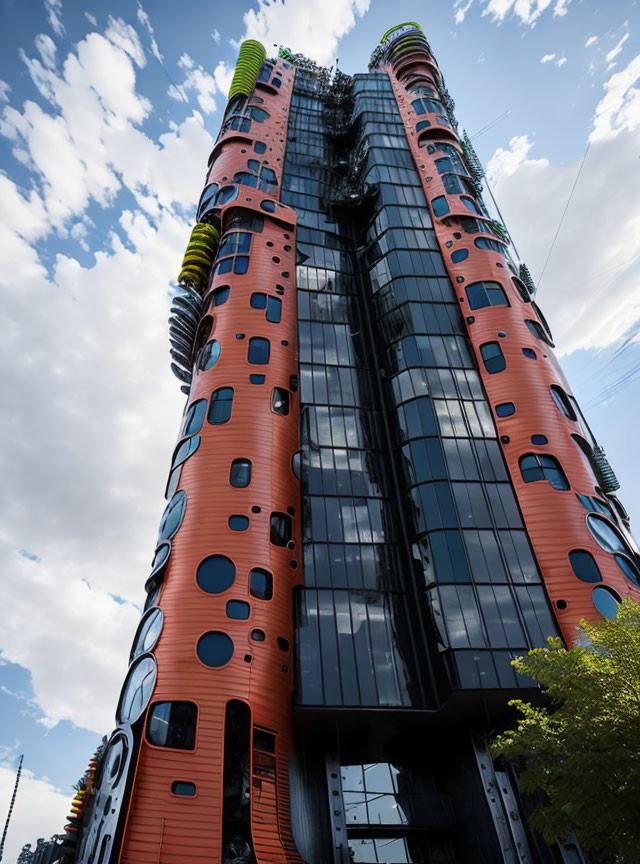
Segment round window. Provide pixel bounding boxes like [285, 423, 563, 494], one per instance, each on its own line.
[158, 491, 187, 542]
[130, 607, 164, 663]
[196, 555, 235, 594]
[117, 656, 157, 725]
[198, 340, 221, 371]
[586, 513, 627, 555]
[592, 586, 621, 621]
[197, 632, 234, 667]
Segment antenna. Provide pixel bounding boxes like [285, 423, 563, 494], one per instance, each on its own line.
[0, 755, 23, 863]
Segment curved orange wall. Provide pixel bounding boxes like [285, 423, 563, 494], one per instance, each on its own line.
[118, 58, 305, 864]
[384, 48, 639, 644]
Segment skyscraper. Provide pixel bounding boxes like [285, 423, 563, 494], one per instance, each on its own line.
[53, 21, 638, 864]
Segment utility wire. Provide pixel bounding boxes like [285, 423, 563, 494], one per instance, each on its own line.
[537, 141, 590, 290]
[0, 755, 23, 864]
[471, 109, 511, 140]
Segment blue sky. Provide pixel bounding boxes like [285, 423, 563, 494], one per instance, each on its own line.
[0, 0, 638, 854]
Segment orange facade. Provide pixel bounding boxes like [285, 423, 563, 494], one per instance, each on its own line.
[384, 44, 639, 644]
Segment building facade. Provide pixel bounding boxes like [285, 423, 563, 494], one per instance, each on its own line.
[50, 22, 639, 864]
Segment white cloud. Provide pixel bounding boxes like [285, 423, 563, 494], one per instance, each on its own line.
[540, 53, 556, 63]
[591, 53, 640, 141]
[85, 11, 97, 27]
[486, 56, 640, 355]
[136, 2, 163, 63]
[105, 15, 147, 68]
[0, 765, 70, 864]
[482, 0, 572, 26]
[586, 35, 598, 48]
[605, 32, 630, 68]
[556, 55, 567, 67]
[0, 23, 215, 735]
[214, 60, 234, 98]
[0, 80, 10, 103]
[212, 28, 221, 44]
[237, 0, 371, 67]
[454, 0, 474, 24]
[44, 0, 65, 37]
[168, 54, 218, 113]
[35, 34, 57, 70]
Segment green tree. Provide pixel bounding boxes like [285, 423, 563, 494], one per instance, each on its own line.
[492, 598, 640, 863]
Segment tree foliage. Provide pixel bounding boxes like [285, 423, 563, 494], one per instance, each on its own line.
[492, 598, 640, 863]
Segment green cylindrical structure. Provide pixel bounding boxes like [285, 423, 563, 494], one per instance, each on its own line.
[228, 39, 266, 101]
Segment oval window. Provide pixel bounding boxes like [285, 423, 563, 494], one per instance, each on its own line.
[149, 542, 171, 580]
[199, 340, 221, 371]
[614, 554, 640, 588]
[568, 549, 602, 584]
[182, 399, 207, 436]
[99, 733, 128, 789]
[196, 555, 236, 594]
[592, 586, 621, 621]
[117, 655, 157, 725]
[130, 607, 164, 663]
[197, 632, 234, 667]
[586, 513, 628, 555]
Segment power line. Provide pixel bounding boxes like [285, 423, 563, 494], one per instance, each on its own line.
[0, 755, 23, 864]
[537, 141, 590, 290]
[470, 109, 511, 140]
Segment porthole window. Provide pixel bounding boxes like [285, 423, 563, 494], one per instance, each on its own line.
[196, 555, 235, 594]
[171, 781, 196, 796]
[182, 399, 207, 436]
[291, 451, 301, 479]
[230, 458, 251, 487]
[197, 631, 234, 667]
[205, 285, 230, 309]
[495, 402, 515, 417]
[480, 342, 506, 374]
[519, 453, 569, 490]
[170, 436, 201, 472]
[271, 387, 290, 415]
[254, 141, 267, 154]
[226, 600, 250, 620]
[569, 550, 603, 584]
[147, 702, 197, 749]
[586, 513, 630, 555]
[250, 568, 273, 600]
[270, 512, 292, 546]
[130, 607, 164, 662]
[522, 347, 537, 359]
[260, 200, 276, 212]
[451, 249, 468, 263]
[512, 277, 530, 302]
[117, 655, 157, 725]
[208, 387, 234, 424]
[465, 281, 509, 310]
[158, 491, 187, 542]
[550, 385, 577, 420]
[229, 515, 249, 531]
[250, 629, 266, 641]
[531, 434, 548, 445]
[277, 637, 289, 652]
[248, 337, 270, 365]
[592, 586, 621, 620]
[198, 340, 221, 371]
[525, 319, 552, 345]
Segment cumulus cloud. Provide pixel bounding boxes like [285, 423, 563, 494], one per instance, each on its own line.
[105, 15, 147, 68]
[486, 55, 640, 356]
[214, 60, 235, 98]
[212, 28, 221, 44]
[136, 2, 163, 63]
[35, 34, 57, 70]
[0, 22, 215, 735]
[237, 0, 371, 67]
[0, 80, 10, 102]
[168, 53, 218, 113]
[454, 0, 474, 24]
[556, 56, 567, 67]
[0, 764, 70, 864]
[540, 53, 556, 63]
